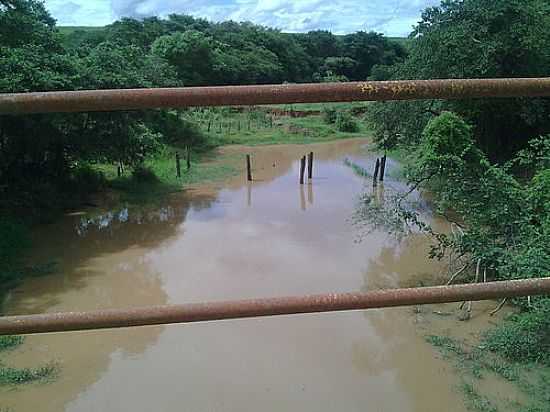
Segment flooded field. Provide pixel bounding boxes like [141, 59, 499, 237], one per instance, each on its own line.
[2, 139, 482, 411]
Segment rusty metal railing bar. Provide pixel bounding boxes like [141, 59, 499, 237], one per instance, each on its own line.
[1, 277, 549, 336]
[1, 78, 550, 114]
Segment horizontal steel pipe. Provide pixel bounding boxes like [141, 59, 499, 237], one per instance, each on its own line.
[1, 78, 550, 114]
[1, 278, 549, 336]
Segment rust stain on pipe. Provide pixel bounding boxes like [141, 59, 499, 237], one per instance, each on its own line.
[1, 78, 550, 114]
[1, 278, 549, 336]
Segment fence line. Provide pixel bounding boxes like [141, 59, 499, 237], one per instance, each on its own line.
[1, 78, 550, 114]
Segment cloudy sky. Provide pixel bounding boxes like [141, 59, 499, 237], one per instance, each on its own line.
[43, 0, 440, 37]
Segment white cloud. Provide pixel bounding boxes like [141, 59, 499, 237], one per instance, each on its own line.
[45, 0, 113, 26]
[44, 0, 441, 36]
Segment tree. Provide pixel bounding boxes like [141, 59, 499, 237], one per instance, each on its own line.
[367, 0, 550, 158]
[0, 0, 58, 49]
[342, 31, 406, 80]
[152, 30, 215, 85]
[320, 56, 357, 80]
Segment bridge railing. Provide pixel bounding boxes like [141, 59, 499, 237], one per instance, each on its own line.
[1, 78, 549, 336]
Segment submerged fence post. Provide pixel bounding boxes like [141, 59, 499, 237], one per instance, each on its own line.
[207, 120, 212, 132]
[176, 152, 181, 178]
[246, 154, 252, 181]
[373, 158, 380, 186]
[186, 146, 191, 170]
[308, 152, 314, 179]
[380, 155, 387, 182]
[300, 156, 306, 185]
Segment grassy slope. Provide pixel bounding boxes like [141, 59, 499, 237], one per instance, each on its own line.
[209, 114, 370, 146]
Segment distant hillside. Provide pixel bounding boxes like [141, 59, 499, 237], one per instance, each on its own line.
[57, 26, 106, 35]
[387, 37, 410, 47]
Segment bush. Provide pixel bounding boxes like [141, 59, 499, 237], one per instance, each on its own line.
[132, 165, 158, 182]
[69, 164, 105, 194]
[322, 106, 337, 124]
[335, 112, 358, 132]
[483, 300, 550, 365]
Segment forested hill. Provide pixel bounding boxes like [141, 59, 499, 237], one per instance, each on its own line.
[54, 18, 407, 86]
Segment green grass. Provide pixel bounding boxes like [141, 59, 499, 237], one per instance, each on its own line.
[426, 334, 550, 412]
[387, 36, 411, 48]
[260, 102, 371, 112]
[0, 336, 24, 352]
[0, 364, 57, 386]
[95, 146, 240, 204]
[202, 113, 371, 146]
[57, 26, 106, 35]
[461, 381, 498, 412]
[0, 335, 57, 387]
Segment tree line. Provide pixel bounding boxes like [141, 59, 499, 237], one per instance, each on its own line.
[0, 0, 406, 214]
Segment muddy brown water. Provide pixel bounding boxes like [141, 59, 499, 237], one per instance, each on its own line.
[1, 139, 496, 411]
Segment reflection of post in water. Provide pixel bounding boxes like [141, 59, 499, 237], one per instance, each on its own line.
[373, 183, 384, 206]
[247, 183, 252, 207]
[300, 184, 306, 211]
[378, 183, 385, 204]
[307, 182, 314, 205]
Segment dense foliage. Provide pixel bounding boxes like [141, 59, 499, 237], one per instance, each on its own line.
[367, 0, 550, 158]
[358, 0, 550, 366]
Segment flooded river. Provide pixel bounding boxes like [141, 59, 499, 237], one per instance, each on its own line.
[1, 139, 473, 411]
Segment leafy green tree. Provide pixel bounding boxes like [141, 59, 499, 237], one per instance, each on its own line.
[342, 31, 406, 80]
[368, 0, 550, 157]
[297, 30, 341, 61]
[105, 17, 167, 50]
[320, 56, 357, 80]
[0, 0, 58, 49]
[152, 30, 215, 85]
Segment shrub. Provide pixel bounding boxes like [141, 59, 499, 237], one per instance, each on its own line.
[335, 112, 358, 132]
[132, 165, 158, 182]
[0, 336, 24, 352]
[483, 300, 550, 365]
[69, 164, 105, 194]
[322, 106, 337, 124]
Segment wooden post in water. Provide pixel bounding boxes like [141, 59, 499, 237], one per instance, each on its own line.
[228, 122, 232, 134]
[373, 158, 380, 186]
[238, 121, 241, 131]
[248, 119, 251, 131]
[307, 152, 314, 179]
[379, 155, 387, 182]
[207, 120, 212, 132]
[269, 116, 273, 128]
[176, 152, 181, 178]
[300, 156, 306, 185]
[246, 154, 252, 181]
[186, 146, 191, 170]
